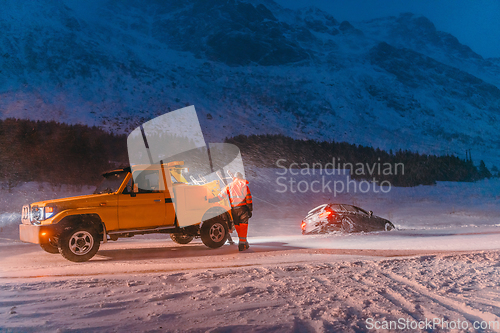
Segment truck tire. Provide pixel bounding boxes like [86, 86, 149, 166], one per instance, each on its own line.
[200, 217, 228, 249]
[58, 227, 100, 262]
[40, 238, 59, 254]
[170, 233, 194, 244]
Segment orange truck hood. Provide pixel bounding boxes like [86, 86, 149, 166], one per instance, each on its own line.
[29, 193, 116, 211]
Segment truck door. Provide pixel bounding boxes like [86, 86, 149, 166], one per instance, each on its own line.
[118, 169, 168, 229]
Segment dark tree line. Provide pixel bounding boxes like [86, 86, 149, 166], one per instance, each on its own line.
[0, 120, 492, 188]
[0, 119, 128, 187]
[225, 134, 491, 187]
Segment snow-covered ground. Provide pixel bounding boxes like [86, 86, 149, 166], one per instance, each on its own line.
[1, 170, 500, 332]
[2, 240, 500, 332]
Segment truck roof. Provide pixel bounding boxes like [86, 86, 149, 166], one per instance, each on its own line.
[102, 167, 131, 177]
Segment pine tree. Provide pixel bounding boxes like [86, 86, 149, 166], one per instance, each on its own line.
[479, 160, 492, 179]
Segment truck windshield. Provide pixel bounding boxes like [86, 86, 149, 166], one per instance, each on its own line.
[94, 172, 127, 194]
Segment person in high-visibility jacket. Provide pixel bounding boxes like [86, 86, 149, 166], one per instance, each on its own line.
[209, 172, 253, 251]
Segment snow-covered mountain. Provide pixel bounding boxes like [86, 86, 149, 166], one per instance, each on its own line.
[1, 0, 499, 165]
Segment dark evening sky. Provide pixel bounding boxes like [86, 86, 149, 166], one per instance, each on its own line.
[274, 0, 500, 58]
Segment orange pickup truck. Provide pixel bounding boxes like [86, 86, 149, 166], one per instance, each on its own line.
[20, 161, 232, 262]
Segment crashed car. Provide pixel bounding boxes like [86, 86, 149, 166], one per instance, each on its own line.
[301, 203, 395, 234]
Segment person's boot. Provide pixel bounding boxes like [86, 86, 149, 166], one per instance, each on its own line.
[238, 241, 250, 251]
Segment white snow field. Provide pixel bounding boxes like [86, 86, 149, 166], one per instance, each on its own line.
[1, 170, 500, 332]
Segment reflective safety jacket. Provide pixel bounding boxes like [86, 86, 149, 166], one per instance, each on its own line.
[218, 178, 253, 209]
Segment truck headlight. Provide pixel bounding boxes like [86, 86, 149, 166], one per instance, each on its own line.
[31, 205, 57, 223]
[31, 206, 43, 222]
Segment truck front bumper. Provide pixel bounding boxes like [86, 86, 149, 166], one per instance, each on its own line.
[19, 224, 53, 244]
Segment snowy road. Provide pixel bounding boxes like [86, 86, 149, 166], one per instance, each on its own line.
[1, 226, 500, 279]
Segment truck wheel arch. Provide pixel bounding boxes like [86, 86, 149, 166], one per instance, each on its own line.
[57, 214, 104, 240]
[201, 207, 231, 228]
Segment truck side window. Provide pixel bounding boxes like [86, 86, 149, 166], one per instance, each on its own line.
[132, 170, 161, 193]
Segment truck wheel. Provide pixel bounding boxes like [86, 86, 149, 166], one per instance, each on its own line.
[200, 217, 228, 249]
[58, 227, 100, 262]
[40, 238, 59, 254]
[170, 233, 194, 244]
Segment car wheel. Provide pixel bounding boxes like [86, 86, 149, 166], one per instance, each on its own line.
[200, 217, 228, 249]
[384, 222, 395, 231]
[58, 227, 100, 262]
[170, 233, 194, 244]
[39, 237, 59, 254]
[341, 217, 356, 233]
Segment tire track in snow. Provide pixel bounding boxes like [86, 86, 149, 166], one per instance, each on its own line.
[473, 295, 500, 313]
[382, 270, 500, 326]
[357, 269, 422, 321]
